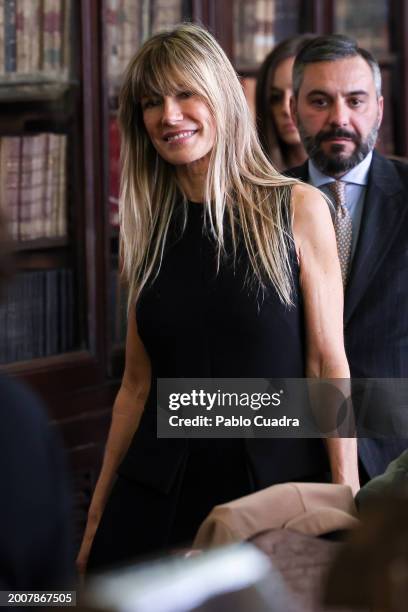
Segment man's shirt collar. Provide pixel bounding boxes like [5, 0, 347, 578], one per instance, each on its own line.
[308, 151, 373, 187]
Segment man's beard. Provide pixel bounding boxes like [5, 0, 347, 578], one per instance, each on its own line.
[297, 120, 379, 175]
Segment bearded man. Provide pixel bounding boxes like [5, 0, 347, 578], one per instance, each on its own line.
[288, 34, 408, 481]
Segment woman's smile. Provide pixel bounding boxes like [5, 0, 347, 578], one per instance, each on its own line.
[142, 93, 216, 166]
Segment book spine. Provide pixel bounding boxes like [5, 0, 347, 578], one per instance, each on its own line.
[51, 0, 62, 70]
[57, 134, 67, 237]
[42, 0, 60, 73]
[151, 0, 181, 33]
[19, 135, 33, 241]
[274, 0, 298, 42]
[26, 270, 45, 359]
[141, 0, 151, 42]
[16, 0, 27, 74]
[264, 0, 275, 55]
[0, 0, 5, 75]
[45, 268, 58, 355]
[121, 0, 140, 79]
[5, 273, 21, 361]
[0, 137, 20, 240]
[4, 0, 16, 73]
[58, 267, 74, 352]
[60, 0, 70, 79]
[29, 0, 41, 75]
[105, 0, 120, 97]
[32, 133, 47, 239]
[42, 133, 50, 235]
[47, 132, 60, 236]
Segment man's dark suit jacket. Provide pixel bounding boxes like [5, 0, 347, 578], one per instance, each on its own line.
[287, 151, 408, 477]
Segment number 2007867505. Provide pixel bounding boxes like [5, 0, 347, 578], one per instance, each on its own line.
[1, 592, 76, 606]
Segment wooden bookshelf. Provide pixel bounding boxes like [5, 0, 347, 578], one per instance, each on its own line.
[13, 236, 69, 252]
[14, 247, 70, 271]
[214, 0, 407, 159]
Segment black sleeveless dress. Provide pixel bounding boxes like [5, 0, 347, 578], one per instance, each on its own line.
[88, 199, 329, 570]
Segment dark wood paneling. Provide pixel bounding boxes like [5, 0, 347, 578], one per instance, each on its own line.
[308, 0, 334, 34]
[55, 406, 111, 451]
[192, 0, 233, 58]
[80, 0, 109, 363]
[391, 0, 408, 157]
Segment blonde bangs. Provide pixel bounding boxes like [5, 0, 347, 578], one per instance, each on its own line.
[130, 36, 210, 103]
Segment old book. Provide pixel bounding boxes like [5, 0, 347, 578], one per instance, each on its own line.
[57, 133, 67, 237]
[253, 0, 275, 65]
[274, 0, 300, 43]
[140, 0, 151, 42]
[45, 268, 59, 356]
[44, 133, 66, 238]
[15, 0, 25, 72]
[105, 0, 141, 99]
[60, 0, 71, 79]
[0, 137, 21, 240]
[42, 0, 61, 74]
[44, 133, 58, 236]
[105, 0, 122, 98]
[151, 0, 181, 34]
[4, 0, 16, 73]
[0, 270, 45, 362]
[334, 0, 389, 55]
[19, 134, 47, 240]
[58, 267, 74, 352]
[29, 0, 41, 75]
[16, 0, 40, 74]
[0, 0, 5, 75]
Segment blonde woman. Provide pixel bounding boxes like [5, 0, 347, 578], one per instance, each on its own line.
[77, 24, 359, 573]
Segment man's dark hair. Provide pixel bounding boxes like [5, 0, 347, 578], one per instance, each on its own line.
[293, 34, 382, 99]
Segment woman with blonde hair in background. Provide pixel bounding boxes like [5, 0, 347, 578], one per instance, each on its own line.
[77, 23, 359, 573]
[256, 34, 315, 170]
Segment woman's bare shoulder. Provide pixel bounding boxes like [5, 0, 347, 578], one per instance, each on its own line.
[291, 182, 332, 222]
[290, 182, 336, 251]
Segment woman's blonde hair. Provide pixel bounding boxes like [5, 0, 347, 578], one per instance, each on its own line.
[119, 23, 299, 309]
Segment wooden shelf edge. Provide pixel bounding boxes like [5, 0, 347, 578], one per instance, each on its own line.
[1, 350, 95, 375]
[0, 80, 80, 103]
[12, 237, 69, 253]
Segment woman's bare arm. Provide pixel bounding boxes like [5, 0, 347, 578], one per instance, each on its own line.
[76, 310, 151, 574]
[291, 182, 359, 494]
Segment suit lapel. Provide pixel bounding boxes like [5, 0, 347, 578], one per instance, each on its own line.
[344, 152, 407, 325]
[287, 155, 406, 326]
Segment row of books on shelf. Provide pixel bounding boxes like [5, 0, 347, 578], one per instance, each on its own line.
[105, 0, 183, 98]
[0, 267, 74, 363]
[0, 263, 127, 365]
[233, 0, 300, 70]
[334, 0, 389, 55]
[232, 0, 388, 71]
[0, 0, 71, 81]
[0, 133, 67, 242]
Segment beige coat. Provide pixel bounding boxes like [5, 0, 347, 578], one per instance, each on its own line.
[193, 482, 359, 549]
